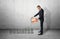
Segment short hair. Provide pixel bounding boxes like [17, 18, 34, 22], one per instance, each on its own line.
[37, 5, 41, 7]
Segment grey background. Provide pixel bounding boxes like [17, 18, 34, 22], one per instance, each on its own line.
[0, 0, 60, 29]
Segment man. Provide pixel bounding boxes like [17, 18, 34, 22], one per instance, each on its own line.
[34, 5, 44, 35]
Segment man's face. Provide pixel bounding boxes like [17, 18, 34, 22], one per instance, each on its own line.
[37, 7, 41, 11]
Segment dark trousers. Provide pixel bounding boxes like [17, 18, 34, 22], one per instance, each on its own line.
[39, 19, 44, 34]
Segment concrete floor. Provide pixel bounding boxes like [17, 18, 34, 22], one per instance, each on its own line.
[0, 30, 60, 39]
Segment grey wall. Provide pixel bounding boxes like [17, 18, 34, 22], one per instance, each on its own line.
[0, 0, 60, 29]
[45, 0, 60, 29]
[0, 0, 40, 29]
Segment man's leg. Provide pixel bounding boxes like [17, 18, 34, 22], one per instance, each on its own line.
[38, 20, 43, 35]
[40, 20, 43, 34]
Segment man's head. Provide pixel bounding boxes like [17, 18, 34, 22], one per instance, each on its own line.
[37, 5, 41, 11]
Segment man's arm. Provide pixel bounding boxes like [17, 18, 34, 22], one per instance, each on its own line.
[34, 12, 39, 17]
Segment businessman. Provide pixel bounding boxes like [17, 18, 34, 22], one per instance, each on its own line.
[34, 5, 44, 35]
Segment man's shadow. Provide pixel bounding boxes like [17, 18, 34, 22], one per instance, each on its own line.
[43, 7, 51, 34]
